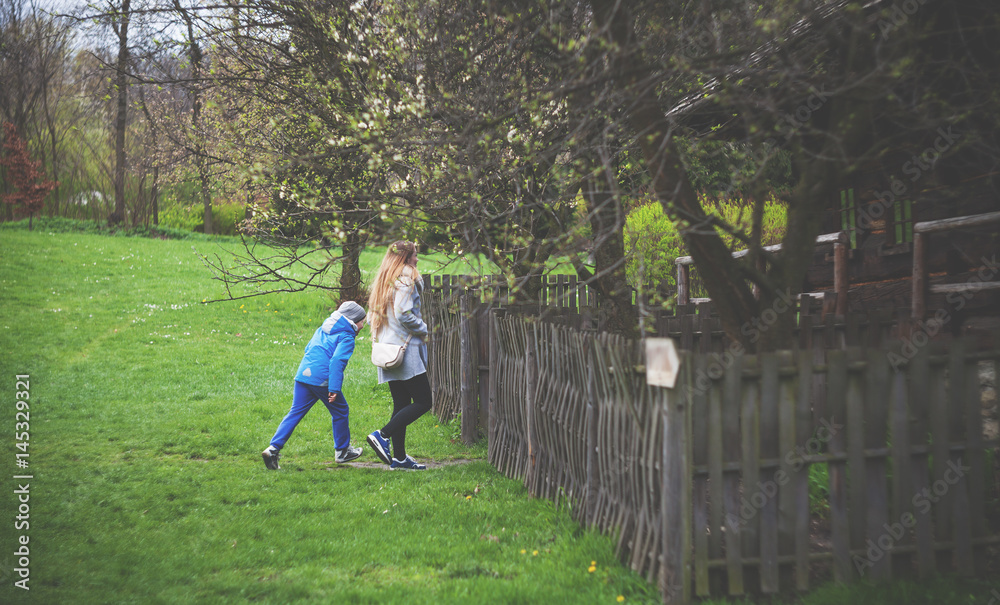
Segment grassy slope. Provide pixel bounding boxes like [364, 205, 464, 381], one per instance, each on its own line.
[0, 230, 659, 604]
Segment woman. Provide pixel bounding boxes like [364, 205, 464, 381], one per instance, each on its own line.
[366, 241, 432, 470]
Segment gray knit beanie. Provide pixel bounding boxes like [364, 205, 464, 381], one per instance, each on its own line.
[337, 301, 366, 325]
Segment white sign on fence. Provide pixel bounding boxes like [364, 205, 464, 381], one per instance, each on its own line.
[645, 337, 680, 389]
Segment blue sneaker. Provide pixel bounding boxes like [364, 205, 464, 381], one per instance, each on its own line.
[391, 455, 426, 470]
[367, 430, 392, 465]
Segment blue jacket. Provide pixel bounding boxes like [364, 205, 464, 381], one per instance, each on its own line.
[294, 313, 358, 392]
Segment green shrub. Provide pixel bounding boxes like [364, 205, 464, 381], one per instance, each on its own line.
[624, 195, 787, 305]
[0, 216, 238, 241]
[624, 201, 684, 308]
[160, 201, 245, 235]
[711, 196, 787, 250]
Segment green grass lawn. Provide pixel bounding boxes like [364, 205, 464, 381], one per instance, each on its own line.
[0, 228, 660, 604]
[0, 225, 996, 604]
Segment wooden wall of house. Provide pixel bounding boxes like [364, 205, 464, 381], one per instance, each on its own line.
[808, 157, 999, 321]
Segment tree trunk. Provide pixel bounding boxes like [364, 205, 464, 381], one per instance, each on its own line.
[175, 0, 212, 234]
[339, 228, 368, 303]
[582, 171, 636, 337]
[108, 0, 130, 227]
[38, 19, 63, 219]
[198, 160, 212, 233]
[151, 165, 159, 225]
[137, 86, 159, 226]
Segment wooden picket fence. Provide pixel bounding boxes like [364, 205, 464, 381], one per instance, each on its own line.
[423, 273, 948, 440]
[484, 314, 1000, 603]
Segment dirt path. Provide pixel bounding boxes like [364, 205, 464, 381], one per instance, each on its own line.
[321, 458, 481, 471]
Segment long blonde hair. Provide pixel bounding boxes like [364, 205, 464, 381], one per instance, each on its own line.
[368, 240, 420, 336]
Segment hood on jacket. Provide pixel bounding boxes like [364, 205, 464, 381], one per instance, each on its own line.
[321, 312, 359, 335]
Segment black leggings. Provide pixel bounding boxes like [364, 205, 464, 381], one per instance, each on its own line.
[383, 373, 433, 461]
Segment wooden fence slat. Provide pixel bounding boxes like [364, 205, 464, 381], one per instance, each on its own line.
[799, 312, 813, 351]
[778, 351, 797, 561]
[825, 349, 852, 583]
[697, 302, 713, 353]
[864, 348, 891, 580]
[740, 354, 761, 568]
[488, 311, 498, 463]
[708, 369, 724, 533]
[794, 354, 812, 591]
[460, 289, 476, 444]
[846, 347, 868, 557]
[585, 335, 598, 527]
[759, 352, 780, 594]
[476, 294, 491, 435]
[929, 354, 952, 553]
[661, 352, 692, 604]
[908, 345, 935, 574]
[524, 321, 538, 491]
[680, 314, 695, 351]
[708, 366, 724, 594]
[722, 354, 744, 595]
[889, 348, 915, 576]
[643, 370, 664, 582]
[964, 353, 987, 574]
[692, 356, 710, 596]
[949, 341, 973, 574]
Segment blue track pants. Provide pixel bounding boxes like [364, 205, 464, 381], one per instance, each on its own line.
[269, 381, 351, 450]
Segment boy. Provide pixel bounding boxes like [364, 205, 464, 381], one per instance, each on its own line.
[262, 301, 366, 469]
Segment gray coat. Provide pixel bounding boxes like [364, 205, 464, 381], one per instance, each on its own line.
[373, 270, 428, 384]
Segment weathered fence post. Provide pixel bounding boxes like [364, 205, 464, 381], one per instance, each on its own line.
[476, 280, 491, 436]
[426, 276, 439, 396]
[584, 333, 598, 526]
[677, 262, 690, 306]
[460, 283, 477, 444]
[486, 306, 500, 451]
[487, 308, 500, 452]
[524, 319, 538, 492]
[661, 351, 692, 604]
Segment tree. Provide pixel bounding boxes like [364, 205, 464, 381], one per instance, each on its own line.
[136, 0, 999, 345]
[586, 0, 1000, 349]
[0, 0, 73, 218]
[170, 0, 215, 233]
[190, 0, 389, 302]
[1, 121, 56, 229]
[107, 0, 131, 226]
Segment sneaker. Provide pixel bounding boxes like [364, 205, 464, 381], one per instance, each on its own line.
[335, 445, 363, 463]
[390, 455, 426, 470]
[262, 445, 280, 470]
[367, 430, 392, 465]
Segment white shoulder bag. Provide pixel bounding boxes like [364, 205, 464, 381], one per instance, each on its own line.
[371, 334, 413, 369]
